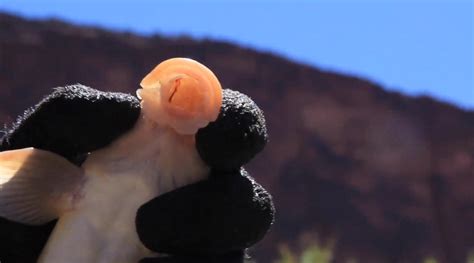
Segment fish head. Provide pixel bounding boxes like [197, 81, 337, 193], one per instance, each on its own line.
[137, 58, 222, 135]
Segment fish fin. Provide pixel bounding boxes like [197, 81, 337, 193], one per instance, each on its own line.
[0, 148, 85, 225]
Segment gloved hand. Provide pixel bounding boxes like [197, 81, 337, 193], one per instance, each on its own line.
[0, 85, 274, 263]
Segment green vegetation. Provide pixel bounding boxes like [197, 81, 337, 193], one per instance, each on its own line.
[275, 242, 334, 263]
[275, 244, 474, 263]
[466, 250, 474, 263]
[423, 257, 438, 263]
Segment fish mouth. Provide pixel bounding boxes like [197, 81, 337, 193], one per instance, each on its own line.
[137, 58, 223, 135]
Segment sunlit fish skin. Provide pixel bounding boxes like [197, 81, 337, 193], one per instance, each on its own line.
[38, 115, 209, 263]
[0, 58, 223, 263]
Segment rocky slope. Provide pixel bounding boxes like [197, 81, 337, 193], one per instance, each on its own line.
[1, 12, 473, 263]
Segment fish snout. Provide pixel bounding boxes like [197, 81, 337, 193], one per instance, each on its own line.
[137, 58, 222, 135]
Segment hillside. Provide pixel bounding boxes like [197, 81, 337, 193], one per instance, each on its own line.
[1, 12, 473, 263]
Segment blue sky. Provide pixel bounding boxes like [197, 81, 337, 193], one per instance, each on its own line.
[1, 0, 472, 109]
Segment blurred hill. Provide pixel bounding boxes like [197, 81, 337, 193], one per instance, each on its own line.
[1, 12, 473, 263]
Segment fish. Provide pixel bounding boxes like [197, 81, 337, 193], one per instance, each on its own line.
[0, 58, 223, 263]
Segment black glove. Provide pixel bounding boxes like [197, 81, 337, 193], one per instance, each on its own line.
[0, 85, 140, 263]
[136, 89, 274, 262]
[139, 250, 246, 263]
[0, 85, 274, 263]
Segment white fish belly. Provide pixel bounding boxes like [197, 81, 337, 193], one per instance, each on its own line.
[38, 117, 209, 263]
[38, 173, 157, 263]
